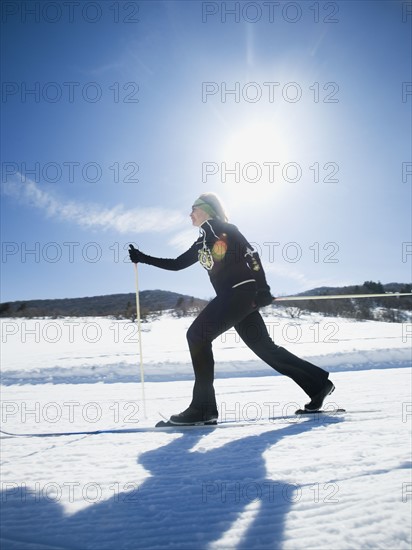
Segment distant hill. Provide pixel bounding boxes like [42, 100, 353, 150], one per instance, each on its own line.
[297, 282, 411, 297]
[0, 290, 208, 319]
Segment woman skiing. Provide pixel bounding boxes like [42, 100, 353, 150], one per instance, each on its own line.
[129, 193, 334, 425]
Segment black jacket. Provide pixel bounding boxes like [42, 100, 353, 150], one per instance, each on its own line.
[138, 219, 271, 296]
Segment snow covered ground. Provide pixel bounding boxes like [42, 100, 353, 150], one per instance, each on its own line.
[1, 310, 411, 550]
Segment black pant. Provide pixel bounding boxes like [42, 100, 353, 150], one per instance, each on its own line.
[186, 283, 329, 416]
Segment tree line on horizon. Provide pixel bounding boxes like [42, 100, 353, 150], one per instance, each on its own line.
[282, 281, 412, 322]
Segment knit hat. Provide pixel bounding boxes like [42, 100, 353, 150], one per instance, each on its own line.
[192, 193, 228, 221]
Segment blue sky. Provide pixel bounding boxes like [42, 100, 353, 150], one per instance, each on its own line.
[1, 0, 411, 302]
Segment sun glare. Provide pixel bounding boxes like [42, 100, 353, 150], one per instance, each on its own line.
[221, 120, 291, 206]
[224, 121, 288, 162]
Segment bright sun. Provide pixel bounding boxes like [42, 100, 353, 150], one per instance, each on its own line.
[223, 121, 288, 163]
[220, 120, 291, 206]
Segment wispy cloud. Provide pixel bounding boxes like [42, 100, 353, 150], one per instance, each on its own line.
[264, 264, 333, 293]
[168, 228, 199, 251]
[2, 176, 185, 234]
[88, 60, 125, 76]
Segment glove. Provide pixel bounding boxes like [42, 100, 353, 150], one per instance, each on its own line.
[255, 288, 274, 307]
[129, 244, 144, 264]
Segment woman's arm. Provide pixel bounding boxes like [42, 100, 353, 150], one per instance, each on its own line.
[129, 242, 199, 271]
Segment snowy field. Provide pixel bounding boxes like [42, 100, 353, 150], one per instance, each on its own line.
[1, 310, 411, 550]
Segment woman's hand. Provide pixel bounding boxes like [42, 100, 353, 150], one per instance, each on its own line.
[129, 244, 144, 264]
[255, 289, 274, 307]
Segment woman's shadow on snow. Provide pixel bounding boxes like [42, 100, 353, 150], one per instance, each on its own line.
[1, 415, 343, 550]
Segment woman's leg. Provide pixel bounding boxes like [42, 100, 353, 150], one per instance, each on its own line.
[235, 310, 330, 397]
[185, 286, 256, 418]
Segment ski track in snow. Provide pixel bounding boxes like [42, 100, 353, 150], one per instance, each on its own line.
[0, 314, 411, 550]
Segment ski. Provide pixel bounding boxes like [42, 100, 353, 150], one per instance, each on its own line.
[155, 409, 347, 427]
[295, 408, 346, 415]
[155, 420, 218, 428]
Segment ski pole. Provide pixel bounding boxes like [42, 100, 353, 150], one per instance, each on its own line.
[274, 292, 412, 302]
[133, 262, 146, 418]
